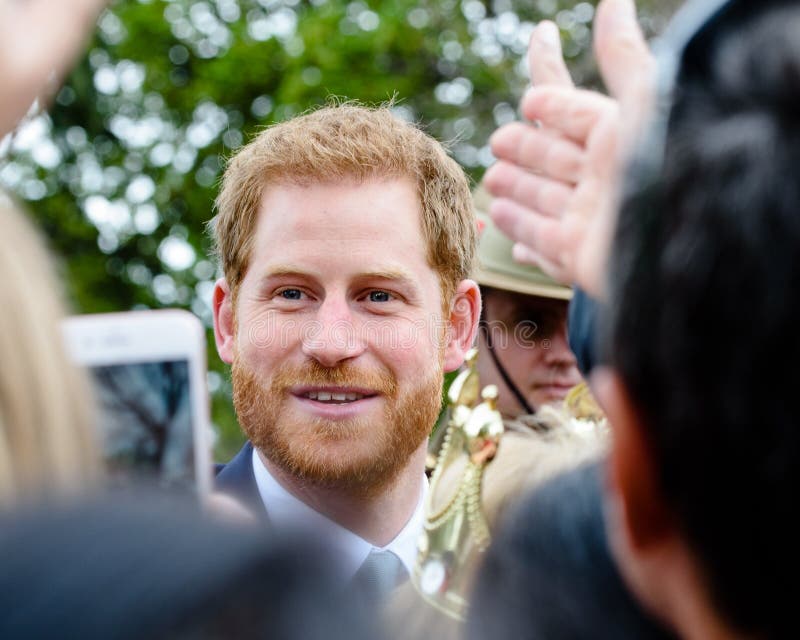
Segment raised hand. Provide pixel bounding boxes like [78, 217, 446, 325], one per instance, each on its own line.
[483, 0, 654, 297]
[0, 0, 107, 136]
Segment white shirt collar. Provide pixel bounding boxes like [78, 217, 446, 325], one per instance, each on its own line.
[251, 448, 426, 579]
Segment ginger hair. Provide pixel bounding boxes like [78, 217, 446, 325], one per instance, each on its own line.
[211, 103, 476, 303]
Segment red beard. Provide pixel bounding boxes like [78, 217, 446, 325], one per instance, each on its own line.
[231, 355, 443, 498]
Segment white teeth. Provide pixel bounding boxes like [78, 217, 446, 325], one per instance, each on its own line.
[304, 391, 366, 403]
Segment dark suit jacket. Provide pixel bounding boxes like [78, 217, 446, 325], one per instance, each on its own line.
[215, 441, 270, 523]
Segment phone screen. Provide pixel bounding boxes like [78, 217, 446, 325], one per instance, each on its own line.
[89, 358, 197, 493]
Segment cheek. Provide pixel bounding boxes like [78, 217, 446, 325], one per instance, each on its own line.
[370, 315, 443, 358]
[380, 343, 423, 375]
[377, 333, 440, 383]
[236, 314, 302, 364]
[237, 317, 273, 354]
[503, 344, 546, 377]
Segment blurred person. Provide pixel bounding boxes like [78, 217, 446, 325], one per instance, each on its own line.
[211, 103, 481, 594]
[0, 491, 379, 640]
[0, 199, 97, 506]
[468, 461, 676, 640]
[598, 2, 800, 637]
[0, 1, 259, 518]
[472, 186, 582, 418]
[0, 0, 114, 506]
[487, 0, 800, 638]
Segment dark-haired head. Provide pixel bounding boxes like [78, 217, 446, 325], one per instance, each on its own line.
[468, 462, 675, 640]
[603, 4, 800, 637]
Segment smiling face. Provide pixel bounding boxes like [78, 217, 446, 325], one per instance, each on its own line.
[214, 177, 472, 495]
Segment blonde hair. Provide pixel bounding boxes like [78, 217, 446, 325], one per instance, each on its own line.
[212, 103, 476, 303]
[0, 199, 97, 507]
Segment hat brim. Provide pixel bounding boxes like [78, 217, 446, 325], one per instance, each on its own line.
[474, 266, 573, 300]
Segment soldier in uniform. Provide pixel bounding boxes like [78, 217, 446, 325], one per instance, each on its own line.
[472, 186, 583, 420]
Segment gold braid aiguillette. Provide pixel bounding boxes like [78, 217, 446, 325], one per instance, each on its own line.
[413, 348, 504, 620]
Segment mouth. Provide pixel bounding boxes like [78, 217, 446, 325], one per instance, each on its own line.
[534, 381, 579, 397]
[291, 386, 379, 405]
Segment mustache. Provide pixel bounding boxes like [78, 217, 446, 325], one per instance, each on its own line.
[269, 360, 398, 396]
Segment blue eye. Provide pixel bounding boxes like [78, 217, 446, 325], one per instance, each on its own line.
[280, 289, 303, 300]
[369, 291, 391, 303]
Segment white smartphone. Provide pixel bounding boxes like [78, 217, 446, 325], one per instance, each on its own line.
[62, 309, 212, 500]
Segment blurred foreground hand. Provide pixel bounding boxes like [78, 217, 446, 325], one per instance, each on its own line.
[0, 0, 108, 137]
[206, 492, 259, 526]
[484, 0, 655, 298]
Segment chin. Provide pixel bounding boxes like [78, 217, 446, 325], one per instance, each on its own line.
[531, 395, 564, 410]
[267, 426, 408, 491]
[288, 451, 405, 497]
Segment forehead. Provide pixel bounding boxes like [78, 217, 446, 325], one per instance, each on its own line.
[249, 177, 431, 275]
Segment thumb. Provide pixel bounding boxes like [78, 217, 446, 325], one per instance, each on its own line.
[594, 0, 655, 108]
[528, 21, 574, 87]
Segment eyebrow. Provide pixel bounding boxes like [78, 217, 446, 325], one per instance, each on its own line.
[356, 269, 417, 286]
[256, 266, 418, 289]
[260, 266, 315, 279]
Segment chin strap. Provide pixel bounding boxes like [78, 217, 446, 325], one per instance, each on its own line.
[480, 323, 535, 416]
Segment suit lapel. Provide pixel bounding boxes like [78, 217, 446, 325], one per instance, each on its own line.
[215, 441, 270, 524]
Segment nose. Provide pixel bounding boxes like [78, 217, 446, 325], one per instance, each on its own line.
[300, 296, 366, 368]
[543, 324, 577, 367]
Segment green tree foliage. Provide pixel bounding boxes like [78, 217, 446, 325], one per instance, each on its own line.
[0, 0, 675, 460]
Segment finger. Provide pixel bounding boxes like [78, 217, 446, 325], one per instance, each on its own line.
[528, 21, 574, 87]
[15, 0, 107, 73]
[511, 244, 540, 265]
[521, 86, 617, 145]
[484, 161, 572, 219]
[30, 0, 108, 29]
[489, 198, 567, 274]
[512, 244, 570, 283]
[566, 197, 608, 297]
[594, 0, 655, 108]
[568, 114, 622, 297]
[490, 122, 585, 184]
[0, 0, 107, 135]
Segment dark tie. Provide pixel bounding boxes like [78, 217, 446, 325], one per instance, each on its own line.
[351, 549, 408, 604]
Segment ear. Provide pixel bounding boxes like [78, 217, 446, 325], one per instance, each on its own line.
[592, 367, 722, 635]
[591, 366, 671, 551]
[212, 278, 236, 364]
[443, 279, 481, 373]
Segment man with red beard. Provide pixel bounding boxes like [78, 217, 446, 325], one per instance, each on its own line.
[210, 104, 480, 594]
